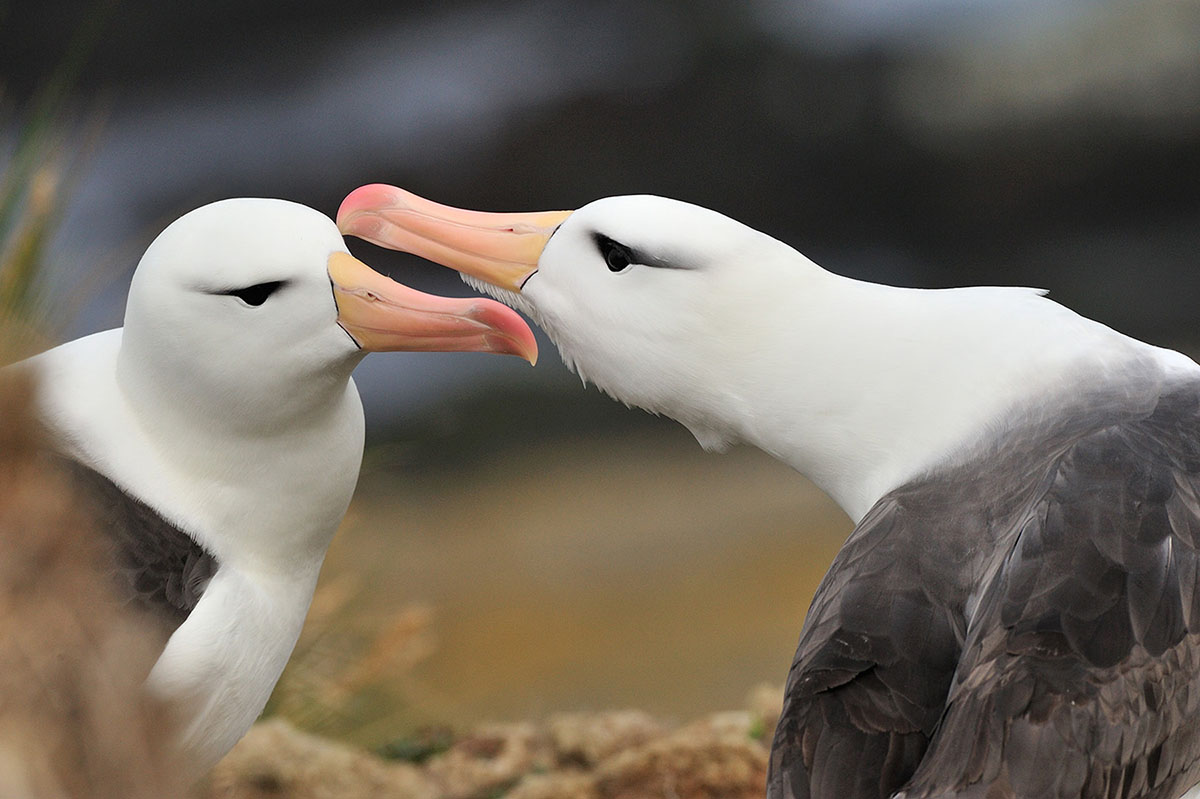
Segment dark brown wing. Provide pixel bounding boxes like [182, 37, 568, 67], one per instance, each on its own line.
[768, 493, 980, 799]
[771, 386, 1200, 799]
[59, 457, 219, 637]
[901, 390, 1200, 799]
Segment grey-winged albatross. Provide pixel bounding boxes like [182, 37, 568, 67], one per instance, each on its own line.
[7, 197, 536, 781]
[337, 183, 1200, 799]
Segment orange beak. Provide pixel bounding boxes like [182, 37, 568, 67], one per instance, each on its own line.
[327, 251, 537, 364]
[337, 184, 572, 294]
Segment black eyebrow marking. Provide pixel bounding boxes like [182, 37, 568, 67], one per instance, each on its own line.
[211, 280, 288, 306]
[590, 233, 691, 271]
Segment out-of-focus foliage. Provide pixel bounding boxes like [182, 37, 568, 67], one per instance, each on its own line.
[264, 564, 438, 745]
[1, 1, 112, 357]
[0, 370, 187, 798]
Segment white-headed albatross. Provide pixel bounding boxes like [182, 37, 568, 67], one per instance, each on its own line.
[8, 198, 536, 781]
[338, 184, 1200, 799]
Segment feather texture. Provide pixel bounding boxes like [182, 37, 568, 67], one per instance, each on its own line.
[771, 385, 1200, 799]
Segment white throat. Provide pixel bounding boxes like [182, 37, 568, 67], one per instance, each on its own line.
[32, 329, 365, 572]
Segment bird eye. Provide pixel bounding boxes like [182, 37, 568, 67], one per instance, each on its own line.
[596, 236, 634, 273]
[219, 281, 285, 307]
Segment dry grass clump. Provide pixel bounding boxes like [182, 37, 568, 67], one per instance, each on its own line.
[208, 685, 784, 799]
[547, 710, 665, 769]
[205, 719, 436, 799]
[424, 721, 553, 799]
[588, 712, 769, 799]
[265, 567, 438, 744]
[0, 370, 186, 798]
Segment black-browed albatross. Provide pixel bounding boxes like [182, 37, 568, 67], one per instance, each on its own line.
[7, 197, 537, 781]
[338, 183, 1200, 799]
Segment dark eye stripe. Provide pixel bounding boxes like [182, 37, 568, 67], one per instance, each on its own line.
[215, 281, 286, 306]
[591, 232, 691, 272]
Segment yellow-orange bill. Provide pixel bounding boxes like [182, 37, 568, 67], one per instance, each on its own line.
[337, 184, 572, 293]
[327, 251, 537, 364]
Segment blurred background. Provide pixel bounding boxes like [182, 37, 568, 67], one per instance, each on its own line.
[3, 0, 1199, 748]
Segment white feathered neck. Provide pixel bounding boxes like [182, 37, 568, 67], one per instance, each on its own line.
[515, 233, 1193, 523]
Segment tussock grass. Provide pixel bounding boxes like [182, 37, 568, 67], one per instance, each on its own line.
[0, 370, 187, 798]
[1, 1, 113, 361]
[265, 565, 438, 745]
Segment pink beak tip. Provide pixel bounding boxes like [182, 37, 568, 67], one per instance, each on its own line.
[337, 183, 403, 233]
[476, 301, 539, 365]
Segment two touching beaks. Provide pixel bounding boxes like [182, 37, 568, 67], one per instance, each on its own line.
[328, 184, 552, 363]
[327, 251, 537, 363]
[338, 182, 572, 314]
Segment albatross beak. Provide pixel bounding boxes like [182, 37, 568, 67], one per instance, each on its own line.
[337, 184, 572, 294]
[328, 251, 537, 364]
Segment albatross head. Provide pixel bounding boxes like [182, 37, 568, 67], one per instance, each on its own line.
[337, 185, 809, 446]
[118, 198, 537, 434]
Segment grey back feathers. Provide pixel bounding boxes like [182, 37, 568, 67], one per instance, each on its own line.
[770, 382, 1200, 799]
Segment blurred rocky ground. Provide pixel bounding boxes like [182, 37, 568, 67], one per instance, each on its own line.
[204, 684, 782, 799]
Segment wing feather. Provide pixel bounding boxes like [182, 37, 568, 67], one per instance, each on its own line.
[901, 387, 1200, 799]
[771, 384, 1200, 799]
[57, 456, 219, 636]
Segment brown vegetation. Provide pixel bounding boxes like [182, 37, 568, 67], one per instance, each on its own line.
[205, 685, 781, 799]
[0, 370, 186, 799]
